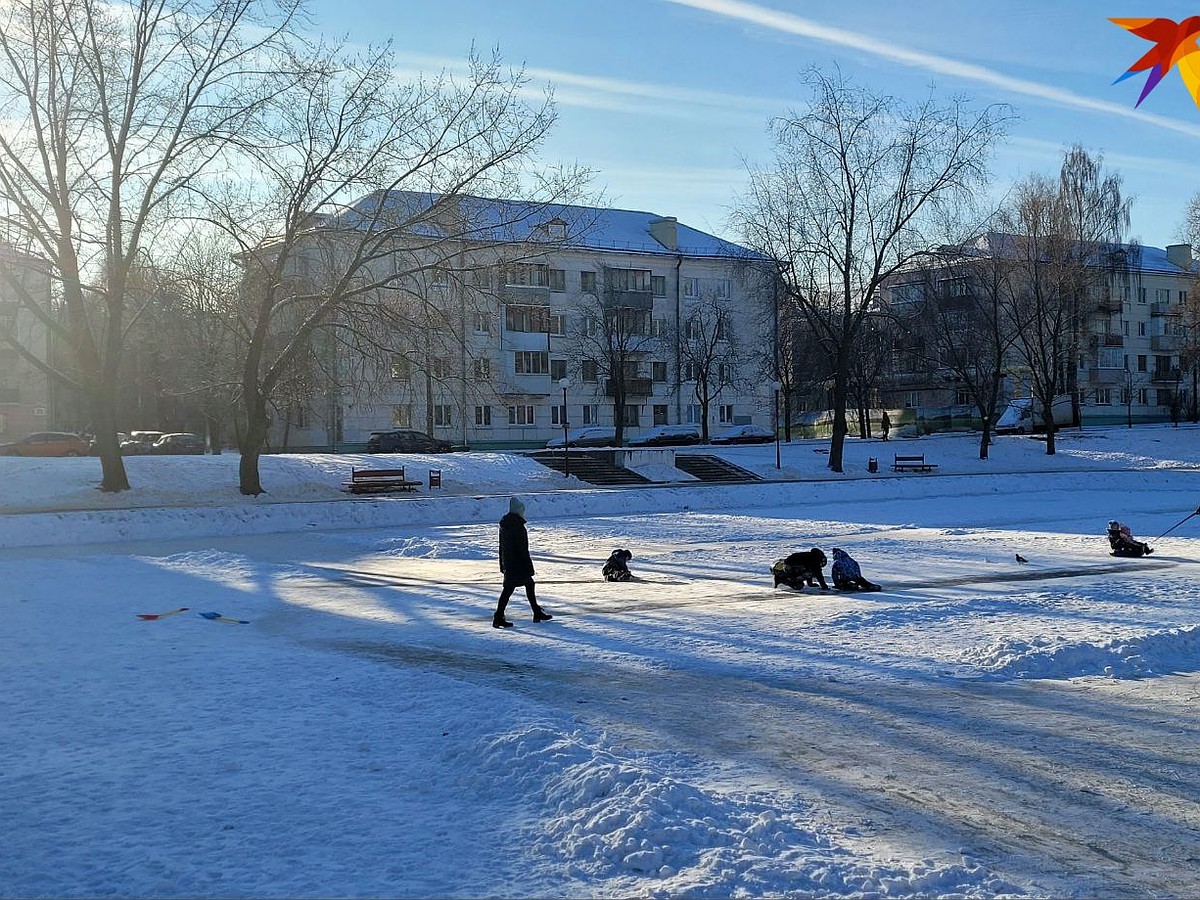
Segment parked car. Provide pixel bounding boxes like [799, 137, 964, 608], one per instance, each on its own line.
[711, 423, 776, 445]
[628, 424, 701, 447]
[120, 430, 165, 455]
[366, 429, 455, 453]
[0, 431, 89, 457]
[151, 432, 206, 455]
[545, 427, 619, 448]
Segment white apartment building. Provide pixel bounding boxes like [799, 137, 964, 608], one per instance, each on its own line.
[0, 242, 53, 440]
[274, 194, 776, 450]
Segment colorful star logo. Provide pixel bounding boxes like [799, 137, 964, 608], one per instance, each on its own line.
[1110, 17, 1200, 108]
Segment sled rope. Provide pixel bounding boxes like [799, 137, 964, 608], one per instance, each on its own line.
[1154, 509, 1199, 541]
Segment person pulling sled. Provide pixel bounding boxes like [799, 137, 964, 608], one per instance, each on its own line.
[602, 548, 633, 582]
[830, 548, 882, 592]
[1107, 520, 1153, 558]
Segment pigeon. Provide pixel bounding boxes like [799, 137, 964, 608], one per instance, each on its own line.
[1015, 553, 1029, 563]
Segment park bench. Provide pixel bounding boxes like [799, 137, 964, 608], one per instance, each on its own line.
[343, 466, 422, 494]
[893, 454, 937, 473]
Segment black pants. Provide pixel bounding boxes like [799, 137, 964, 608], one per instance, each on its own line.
[496, 577, 538, 618]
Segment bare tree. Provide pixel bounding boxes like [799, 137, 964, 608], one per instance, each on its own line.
[677, 292, 741, 442]
[734, 68, 1009, 472]
[0, 0, 300, 491]
[568, 265, 659, 446]
[219, 46, 591, 494]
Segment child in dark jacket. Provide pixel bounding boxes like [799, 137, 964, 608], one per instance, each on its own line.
[830, 548, 882, 592]
[602, 548, 633, 582]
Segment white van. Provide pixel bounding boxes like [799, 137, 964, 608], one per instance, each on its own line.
[995, 396, 1072, 434]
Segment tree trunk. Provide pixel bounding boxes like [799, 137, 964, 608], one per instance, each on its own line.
[238, 391, 270, 495]
[827, 358, 849, 473]
[93, 387, 130, 492]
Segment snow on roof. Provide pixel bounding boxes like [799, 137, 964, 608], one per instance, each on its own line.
[315, 190, 761, 260]
[972, 232, 1197, 276]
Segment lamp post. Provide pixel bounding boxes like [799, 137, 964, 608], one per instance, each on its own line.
[559, 377, 571, 477]
[771, 380, 782, 470]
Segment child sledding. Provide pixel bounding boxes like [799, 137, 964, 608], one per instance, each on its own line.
[602, 548, 634, 582]
[772, 547, 882, 592]
[1107, 520, 1153, 557]
[830, 548, 882, 592]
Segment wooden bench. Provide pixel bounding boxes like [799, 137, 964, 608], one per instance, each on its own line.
[343, 466, 422, 494]
[428, 469, 442, 489]
[893, 454, 937, 473]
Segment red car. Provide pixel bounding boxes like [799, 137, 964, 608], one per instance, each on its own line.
[0, 431, 89, 457]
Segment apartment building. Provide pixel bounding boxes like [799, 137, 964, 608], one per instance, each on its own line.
[0, 242, 53, 440]
[880, 236, 1197, 425]
[273, 194, 775, 450]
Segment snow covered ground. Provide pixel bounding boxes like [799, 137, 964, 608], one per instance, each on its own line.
[3, 426, 1200, 897]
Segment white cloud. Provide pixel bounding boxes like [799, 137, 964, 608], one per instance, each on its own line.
[664, 0, 1200, 140]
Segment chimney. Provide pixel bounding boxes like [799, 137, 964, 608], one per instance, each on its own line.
[1166, 243, 1193, 270]
[649, 216, 678, 251]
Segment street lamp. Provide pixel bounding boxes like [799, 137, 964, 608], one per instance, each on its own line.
[771, 380, 782, 470]
[559, 377, 571, 477]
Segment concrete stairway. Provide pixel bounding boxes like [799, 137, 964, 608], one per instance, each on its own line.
[674, 453, 763, 483]
[530, 450, 651, 485]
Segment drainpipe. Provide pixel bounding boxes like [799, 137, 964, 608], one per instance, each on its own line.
[674, 254, 682, 424]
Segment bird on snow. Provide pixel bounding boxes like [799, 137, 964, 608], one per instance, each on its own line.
[1015, 553, 1029, 563]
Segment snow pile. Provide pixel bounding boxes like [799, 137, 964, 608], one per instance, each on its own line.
[965, 624, 1200, 680]
[479, 724, 1028, 898]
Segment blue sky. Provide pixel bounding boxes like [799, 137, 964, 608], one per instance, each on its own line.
[306, 0, 1200, 250]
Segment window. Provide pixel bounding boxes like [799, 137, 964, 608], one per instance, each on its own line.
[1138, 354, 1147, 372]
[505, 304, 550, 333]
[682, 361, 699, 382]
[904, 392, 919, 409]
[717, 363, 730, 382]
[583, 316, 600, 338]
[653, 317, 668, 337]
[580, 271, 596, 293]
[1097, 348, 1122, 369]
[548, 269, 566, 292]
[652, 361, 667, 382]
[542, 219, 567, 239]
[1121, 286, 1131, 302]
[582, 404, 598, 424]
[1137, 388, 1149, 405]
[1180, 290, 1190, 303]
[1138, 322, 1147, 337]
[683, 277, 700, 299]
[1138, 287, 1147, 304]
[621, 405, 640, 426]
[653, 404, 668, 425]
[685, 319, 701, 340]
[1157, 389, 1174, 407]
[1156, 288, 1170, 303]
[390, 355, 411, 381]
[433, 405, 453, 427]
[1096, 388, 1112, 405]
[550, 359, 567, 381]
[715, 320, 729, 341]
[473, 358, 491, 381]
[475, 406, 491, 426]
[956, 389, 971, 405]
[503, 264, 549, 287]
[514, 351, 549, 375]
[1120, 387, 1131, 405]
[608, 268, 651, 291]
[473, 311, 490, 334]
[549, 314, 565, 335]
[551, 404, 567, 426]
[392, 405, 412, 428]
[1122, 320, 1129, 336]
[431, 357, 451, 379]
[713, 279, 731, 300]
[651, 275, 666, 297]
[686, 405, 702, 424]
[507, 405, 535, 425]
[719, 404, 734, 425]
[581, 360, 598, 382]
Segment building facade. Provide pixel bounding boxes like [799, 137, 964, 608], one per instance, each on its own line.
[0, 242, 53, 440]
[880, 237, 1197, 427]
[272, 196, 776, 450]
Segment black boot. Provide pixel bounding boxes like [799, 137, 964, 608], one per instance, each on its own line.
[532, 607, 553, 623]
[492, 615, 514, 628]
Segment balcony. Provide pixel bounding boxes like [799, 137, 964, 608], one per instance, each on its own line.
[502, 329, 552, 352]
[499, 284, 550, 304]
[1087, 367, 1125, 385]
[497, 373, 552, 396]
[604, 289, 653, 311]
[1151, 334, 1183, 352]
[1149, 302, 1175, 317]
[1090, 333, 1124, 348]
[1152, 368, 1182, 384]
[604, 377, 653, 398]
[1095, 297, 1122, 314]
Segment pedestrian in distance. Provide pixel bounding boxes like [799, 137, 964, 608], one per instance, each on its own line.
[830, 548, 882, 592]
[880, 410, 891, 441]
[494, 497, 553, 628]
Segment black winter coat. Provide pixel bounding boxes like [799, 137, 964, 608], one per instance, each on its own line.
[498, 512, 535, 581]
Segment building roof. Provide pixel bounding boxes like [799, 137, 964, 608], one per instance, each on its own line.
[315, 190, 760, 260]
[972, 232, 1197, 276]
